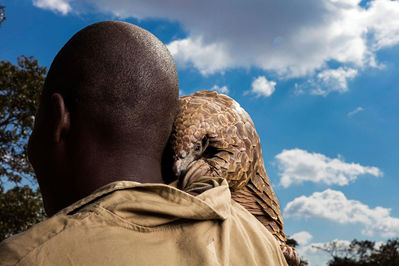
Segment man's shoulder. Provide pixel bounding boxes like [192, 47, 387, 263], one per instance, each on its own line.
[228, 200, 289, 266]
[0, 181, 140, 263]
[0, 209, 90, 265]
[0, 217, 51, 264]
[0, 181, 188, 265]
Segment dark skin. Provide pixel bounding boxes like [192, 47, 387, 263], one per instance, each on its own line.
[28, 21, 179, 216]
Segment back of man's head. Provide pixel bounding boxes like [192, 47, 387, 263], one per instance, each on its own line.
[44, 21, 179, 152]
[29, 21, 179, 215]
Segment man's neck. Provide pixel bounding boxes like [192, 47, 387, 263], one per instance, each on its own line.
[47, 153, 164, 216]
[77, 152, 164, 192]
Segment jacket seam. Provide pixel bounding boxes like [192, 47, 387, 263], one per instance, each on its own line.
[97, 205, 202, 233]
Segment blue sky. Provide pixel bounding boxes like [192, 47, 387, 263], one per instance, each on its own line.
[1, 0, 399, 264]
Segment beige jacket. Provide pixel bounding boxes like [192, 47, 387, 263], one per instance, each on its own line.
[0, 178, 288, 266]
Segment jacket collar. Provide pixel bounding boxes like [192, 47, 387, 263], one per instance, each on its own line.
[61, 177, 231, 227]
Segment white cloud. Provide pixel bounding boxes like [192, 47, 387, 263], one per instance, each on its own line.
[167, 37, 233, 75]
[299, 239, 350, 266]
[209, 85, 229, 94]
[366, 0, 399, 50]
[275, 148, 383, 187]
[291, 231, 313, 246]
[348, 106, 365, 117]
[288, 233, 352, 266]
[33, 0, 71, 15]
[247, 76, 276, 97]
[285, 189, 399, 238]
[311, 67, 358, 96]
[293, 237, 389, 265]
[33, 0, 399, 79]
[159, 0, 372, 77]
[32, 0, 399, 97]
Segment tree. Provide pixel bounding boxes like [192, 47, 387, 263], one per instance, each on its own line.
[313, 239, 353, 260]
[0, 56, 45, 184]
[286, 237, 309, 266]
[374, 238, 399, 265]
[315, 238, 399, 266]
[0, 56, 47, 241]
[0, 185, 45, 241]
[0, 5, 5, 26]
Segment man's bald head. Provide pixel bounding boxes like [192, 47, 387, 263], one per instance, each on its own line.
[43, 21, 179, 153]
[29, 21, 179, 215]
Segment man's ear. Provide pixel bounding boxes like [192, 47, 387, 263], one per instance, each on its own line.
[50, 93, 70, 143]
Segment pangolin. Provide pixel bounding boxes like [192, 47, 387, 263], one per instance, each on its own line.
[169, 90, 299, 266]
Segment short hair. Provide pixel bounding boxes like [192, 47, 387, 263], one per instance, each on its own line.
[42, 21, 179, 155]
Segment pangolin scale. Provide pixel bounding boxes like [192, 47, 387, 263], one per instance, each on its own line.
[169, 91, 299, 266]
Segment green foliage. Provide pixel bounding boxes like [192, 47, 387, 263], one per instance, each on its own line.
[0, 56, 46, 241]
[0, 185, 45, 241]
[0, 56, 46, 184]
